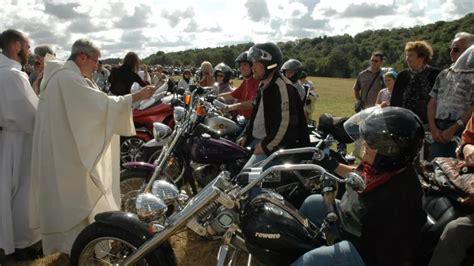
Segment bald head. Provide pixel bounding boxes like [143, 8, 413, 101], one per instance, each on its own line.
[451, 32, 474, 62]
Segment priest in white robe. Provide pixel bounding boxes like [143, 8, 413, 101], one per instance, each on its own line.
[30, 39, 156, 255]
[0, 29, 41, 258]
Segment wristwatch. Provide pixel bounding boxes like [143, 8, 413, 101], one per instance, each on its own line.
[456, 119, 464, 127]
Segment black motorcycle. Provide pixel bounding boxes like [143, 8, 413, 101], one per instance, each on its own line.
[417, 157, 474, 265]
[70, 148, 365, 265]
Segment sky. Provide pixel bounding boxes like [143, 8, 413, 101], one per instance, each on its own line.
[1, 0, 473, 60]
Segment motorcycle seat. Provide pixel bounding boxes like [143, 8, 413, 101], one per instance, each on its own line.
[422, 194, 460, 234]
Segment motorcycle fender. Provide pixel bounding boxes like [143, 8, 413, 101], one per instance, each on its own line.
[135, 131, 152, 142]
[94, 211, 151, 239]
[122, 161, 155, 171]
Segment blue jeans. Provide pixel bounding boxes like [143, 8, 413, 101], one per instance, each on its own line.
[291, 241, 364, 266]
[291, 195, 365, 266]
[242, 139, 268, 169]
[431, 141, 457, 158]
[431, 119, 461, 158]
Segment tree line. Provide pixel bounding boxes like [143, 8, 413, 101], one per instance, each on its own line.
[107, 13, 474, 78]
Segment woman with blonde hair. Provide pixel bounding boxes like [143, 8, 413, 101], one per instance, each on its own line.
[199, 61, 214, 87]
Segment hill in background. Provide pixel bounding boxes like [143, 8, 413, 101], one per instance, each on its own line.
[106, 13, 474, 78]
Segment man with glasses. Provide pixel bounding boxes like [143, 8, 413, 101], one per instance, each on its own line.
[353, 51, 385, 112]
[430, 48, 474, 265]
[92, 60, 110, 93]
[29, 45, 54, 95]
[427, 32, 474, 158]
[238, 42, 309, 168]
[0, 29, 42, 262]
[30, 38, 156, 256]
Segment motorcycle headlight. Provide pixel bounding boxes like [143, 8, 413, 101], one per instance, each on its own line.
[236, 115, 246, 126]
[153, 122, 172, 142]
[135, 192, 167, 221]
[173, 106, 186, 125]
[151, 180, 180, 205]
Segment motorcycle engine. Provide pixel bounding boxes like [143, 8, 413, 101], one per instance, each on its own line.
[186, 203, 239, 238]
[192, 163, 220, 187]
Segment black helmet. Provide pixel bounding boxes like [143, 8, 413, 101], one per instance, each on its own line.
[344, 106, 424, 172]
[213, 62, 233, 83]
[281, 59, 303, 82]
[248, 42, 283, 79]
[235, 51, 251, 66]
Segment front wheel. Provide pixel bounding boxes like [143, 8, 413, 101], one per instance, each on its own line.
[120, 169, 152, 212]
[70, 222, 175, 266]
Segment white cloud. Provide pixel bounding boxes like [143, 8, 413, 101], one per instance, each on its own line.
[0, 0, 471, 60]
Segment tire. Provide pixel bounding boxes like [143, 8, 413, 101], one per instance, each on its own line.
[70, 223, 175, 266]
[120, 169, 152, 212]
[120, 153, 186, 191]
[119, 154, 186, 212]
[120, 136, 146, 164]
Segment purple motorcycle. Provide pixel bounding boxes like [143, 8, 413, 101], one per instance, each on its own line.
[120, 87, 250, 212]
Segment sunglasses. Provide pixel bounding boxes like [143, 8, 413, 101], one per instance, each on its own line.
[451, 47, 461, 53]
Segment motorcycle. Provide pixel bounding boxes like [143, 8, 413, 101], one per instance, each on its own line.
[134, 95, 247, 164]
[120, 92, 355, 212]
[416, 157, 474, 265]
[70, 147, 366, 266]
[120, 87, 250, 211]
[120, 80, 175, 165]
[316, 112, 355, 163]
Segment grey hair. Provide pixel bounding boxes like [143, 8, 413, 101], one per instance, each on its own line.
[68, 38, 100, 60]
[34, 45, 54, 57]
[454, 32, 474, 47]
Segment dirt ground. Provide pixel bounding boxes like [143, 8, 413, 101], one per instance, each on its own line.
[3, 230, 257, 266]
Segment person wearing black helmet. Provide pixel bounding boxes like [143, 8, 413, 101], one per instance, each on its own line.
[293, 106, 426, 266]
[281, 59, 306, 101]
[239, 42, 309, 168]
[219, 51, 260, 120]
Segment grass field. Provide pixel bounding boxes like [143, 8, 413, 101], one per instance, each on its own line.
[305, 76, 356, 121]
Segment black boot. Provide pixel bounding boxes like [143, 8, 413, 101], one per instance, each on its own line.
[0, 248, 6, 265]
[13, 241, 44, 261]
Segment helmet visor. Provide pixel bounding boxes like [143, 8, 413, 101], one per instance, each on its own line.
[343, 106, 381, 141]
[344, 106, 400, 158]
[248, 46, 273, 63]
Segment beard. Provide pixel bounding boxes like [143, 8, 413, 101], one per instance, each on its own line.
[18, 49, 28, 65]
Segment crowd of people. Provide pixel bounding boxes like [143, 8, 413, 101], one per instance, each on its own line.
[0, 26, 474, 265]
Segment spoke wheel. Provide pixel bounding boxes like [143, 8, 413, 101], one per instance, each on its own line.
[79, 236, 146, 266]
[70, 223, 175, 266]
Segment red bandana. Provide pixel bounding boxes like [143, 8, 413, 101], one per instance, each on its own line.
[361, 163, 401, 193]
